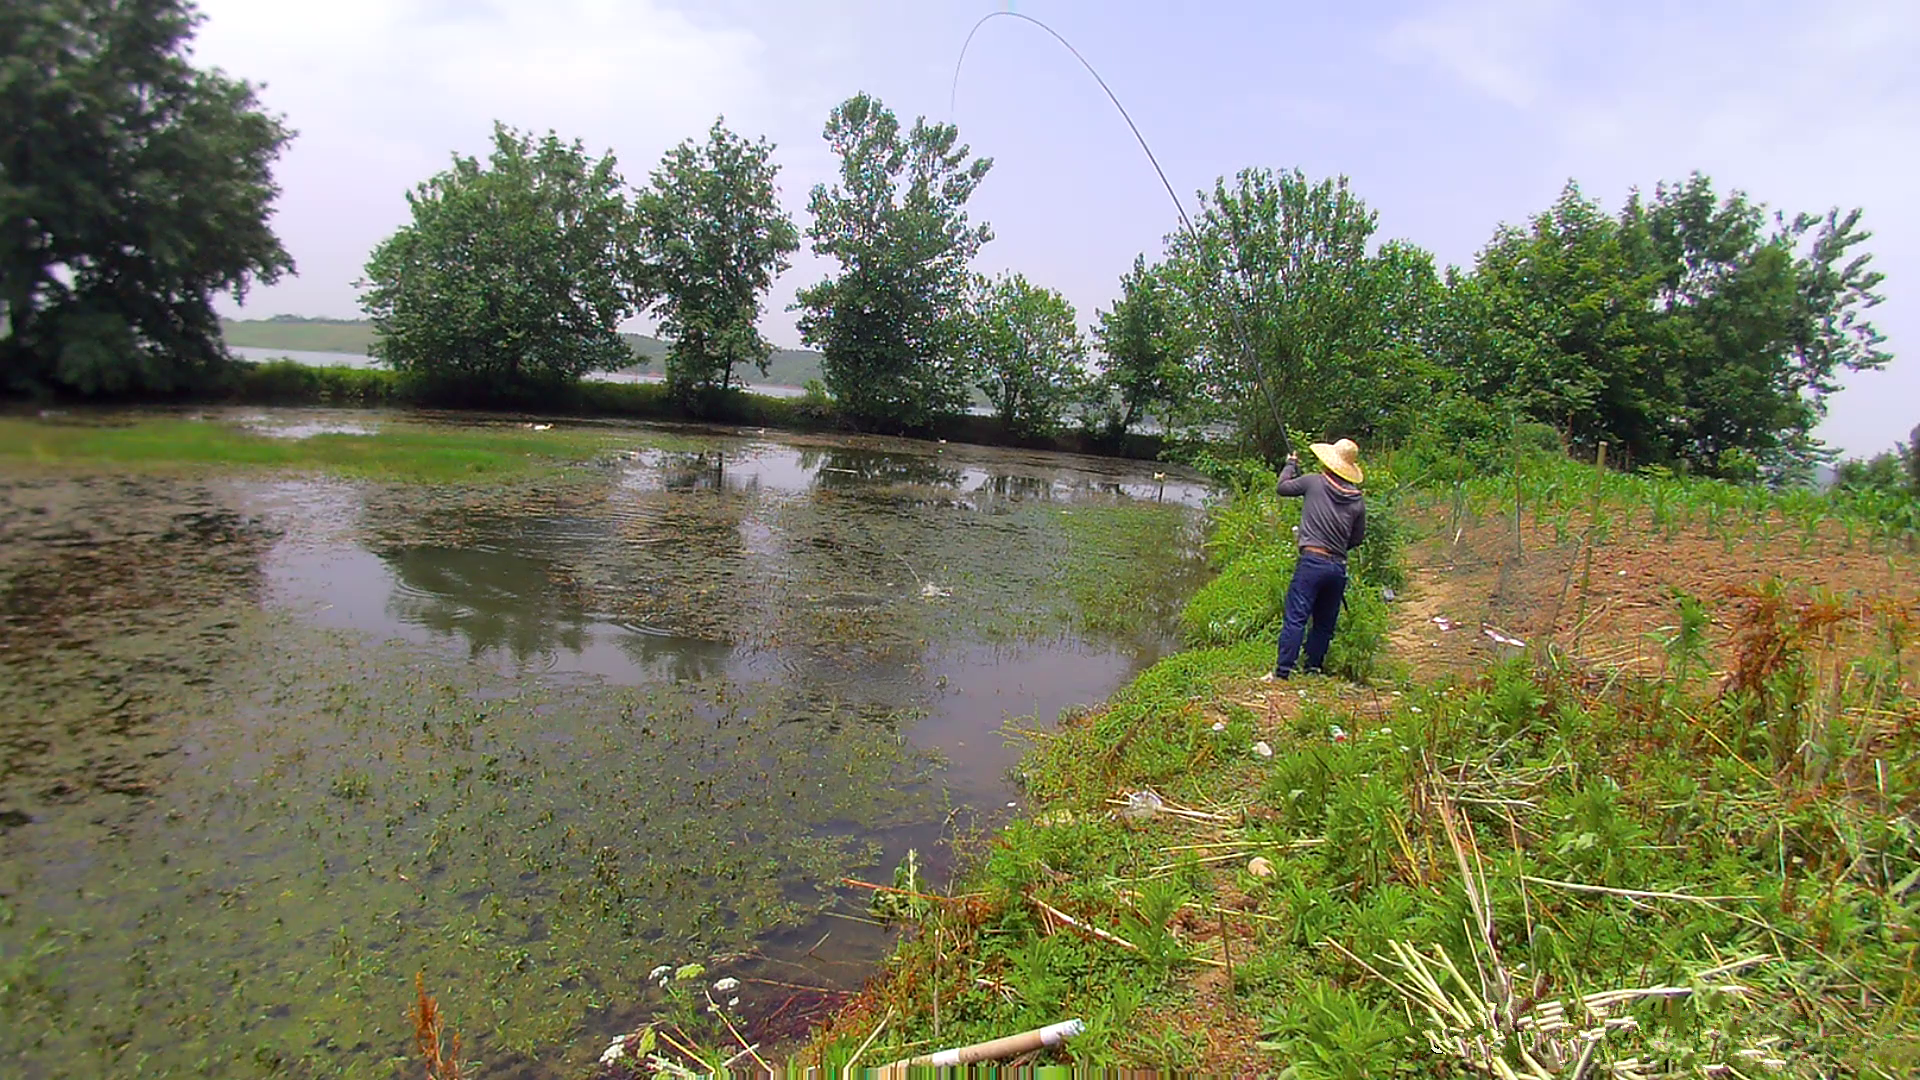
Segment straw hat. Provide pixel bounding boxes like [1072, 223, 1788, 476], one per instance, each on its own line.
[1310, 438, 1364, 485]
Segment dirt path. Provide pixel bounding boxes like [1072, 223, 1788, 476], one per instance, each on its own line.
[1384, 500, 1919, 687]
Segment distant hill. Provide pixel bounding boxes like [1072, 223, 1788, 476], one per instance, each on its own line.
[221, 316, 375, 354]
[220, 316, 823, 388]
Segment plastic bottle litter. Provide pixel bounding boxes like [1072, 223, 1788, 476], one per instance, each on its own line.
[1122, 791, 1164, 819]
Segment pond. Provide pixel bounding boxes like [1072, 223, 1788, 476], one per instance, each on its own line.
[0, 409, 1212, 1078]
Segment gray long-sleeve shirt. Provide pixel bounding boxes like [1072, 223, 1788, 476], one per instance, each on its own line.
[1276, 461, 1366, 558]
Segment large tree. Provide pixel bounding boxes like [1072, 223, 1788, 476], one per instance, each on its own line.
[966, 272, 1087, 438]
[1, 0, 294, 395]
[793, 93, 993, 430]
[635, 118, 798, 401]
[1448, 175, 1888, 473]
[360, 123, 642, 400]
[1164, 168, 1436, 458]
[1439, 184, 1659, 458]
[1092, 255, 1197, 434]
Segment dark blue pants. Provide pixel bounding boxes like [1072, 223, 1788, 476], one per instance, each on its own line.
[1274, 552, 1347, 677]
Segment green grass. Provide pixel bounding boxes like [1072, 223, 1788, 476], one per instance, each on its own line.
[0, 416, 630, 482]
[232, 359, 404, 405]
[223, 360, 841, 431]
[783, 479, 1919, 1079]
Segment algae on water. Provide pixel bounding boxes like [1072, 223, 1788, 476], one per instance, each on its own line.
[0, 412, 1211, 1077]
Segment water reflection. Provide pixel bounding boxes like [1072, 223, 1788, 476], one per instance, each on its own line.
[971, 470, 1058, 511]
[273, 419, 1209, 1011]
[615, 624, 733, 683]
[383, 544, 591, 663]
[801, 447, 963, 492]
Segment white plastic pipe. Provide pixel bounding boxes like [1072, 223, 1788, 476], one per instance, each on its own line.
[911, 1018, 1085, 1067]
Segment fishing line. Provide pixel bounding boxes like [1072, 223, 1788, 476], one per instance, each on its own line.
[948, 9, 1292, 458]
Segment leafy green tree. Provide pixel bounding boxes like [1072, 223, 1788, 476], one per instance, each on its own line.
[1092, 256, 1196, 433]
[1910, 422, 1920, 494]
[966, 273, 1087, 438]
[1347, 240, 1452, 445]
[1163, 168, 1434, 458]
[1, 0, 294, 396]
[1635, 175, 1888, 471]
[793, 93, 993, 430]
[635, 118, 798, 401]
[1439, 183, 1660, 459]
[1837, 425, 1920, 497]
[1835, 448, 1909, 495]
[360, 123, 640, 400]
[1447, 174, 1888, 474]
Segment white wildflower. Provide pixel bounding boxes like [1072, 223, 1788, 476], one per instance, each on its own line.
[711, 977, 740, 993]
[649, 964, 672, 983]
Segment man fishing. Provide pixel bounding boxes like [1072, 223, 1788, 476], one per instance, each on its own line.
[1263, 438, 1366, 681]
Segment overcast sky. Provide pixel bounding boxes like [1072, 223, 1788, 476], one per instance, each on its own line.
[193, 0, 1918, 456]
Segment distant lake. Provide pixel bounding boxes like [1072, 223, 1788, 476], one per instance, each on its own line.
[230, 346, 810, 398]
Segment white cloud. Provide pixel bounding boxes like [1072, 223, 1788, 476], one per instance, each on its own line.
[195, 0, 770, 142]
[191, 0, 776, 320]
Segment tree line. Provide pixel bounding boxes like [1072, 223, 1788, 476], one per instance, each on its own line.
[2, 0, 1904, 478]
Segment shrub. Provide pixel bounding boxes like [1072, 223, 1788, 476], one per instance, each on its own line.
[234, 360, 403, 405]
[1181, 544, 1292, 646]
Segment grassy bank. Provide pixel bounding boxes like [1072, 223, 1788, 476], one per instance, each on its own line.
[207, 359, 1172, 460]
[0, 414, 641, 482]
[662, 463, 1920, 1078]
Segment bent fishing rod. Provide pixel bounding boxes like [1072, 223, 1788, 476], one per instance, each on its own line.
[949, 9, 1293, 459]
